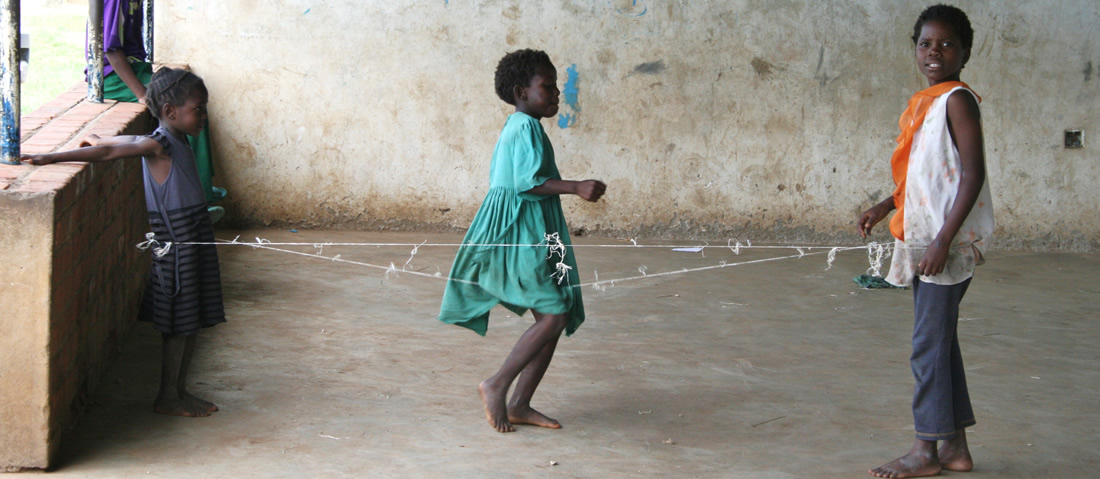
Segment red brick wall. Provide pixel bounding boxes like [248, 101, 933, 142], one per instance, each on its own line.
[1, 84, 153, 468]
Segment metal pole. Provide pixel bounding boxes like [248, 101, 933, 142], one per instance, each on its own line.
[142, 0, 152, 64]
[1, 0, 19, 165]
[86, 0, 103, 103]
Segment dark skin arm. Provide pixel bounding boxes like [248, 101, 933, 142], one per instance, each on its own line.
[857, 196, 896, 238]
[105, 50, 147, 103]
[21, 135, 171, 183]
[526, 178, 606, 202]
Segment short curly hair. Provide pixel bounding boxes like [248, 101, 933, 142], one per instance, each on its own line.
[912, 4, 974, 50]
[494, 49, 554, 105]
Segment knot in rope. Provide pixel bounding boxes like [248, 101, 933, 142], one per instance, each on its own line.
[543, 232, 572, 285]
[135, 232, 173, 257]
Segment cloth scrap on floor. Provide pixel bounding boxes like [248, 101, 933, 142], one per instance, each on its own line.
[853, 274, 906, 289]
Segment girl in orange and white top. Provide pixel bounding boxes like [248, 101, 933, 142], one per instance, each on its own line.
[857, 4, 993, 479]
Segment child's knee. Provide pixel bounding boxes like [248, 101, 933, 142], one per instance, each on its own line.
[541, 313, 568, 335]
[552, 316, 568, 334]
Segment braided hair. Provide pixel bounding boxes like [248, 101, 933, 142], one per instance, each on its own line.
[144, 67, 208, 120]
[494, 49, 554, 105]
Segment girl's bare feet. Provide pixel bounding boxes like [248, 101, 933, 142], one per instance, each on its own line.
[507, 405, 561, 429]
[868, 454, 941, 478]
[154, 396, 212, 417]
[182, 391, 219, 413]
[869, 440, 941, 478]
[478, 380, 514, 433]
[937, 432, 973, 472]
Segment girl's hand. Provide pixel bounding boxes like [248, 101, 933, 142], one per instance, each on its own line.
[575, 180, 606, 202]
[79, 134, 102, 148]
[20, 153, 50, 166]
[857, 200, 893, 238]
[918, 238, 949, 276]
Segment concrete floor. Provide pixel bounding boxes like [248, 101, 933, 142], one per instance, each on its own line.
[28, 229, 1100, 478]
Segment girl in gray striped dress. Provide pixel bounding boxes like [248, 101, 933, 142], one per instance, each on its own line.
[22, 68, 225, 417]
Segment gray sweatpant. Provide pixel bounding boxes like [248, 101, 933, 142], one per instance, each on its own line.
[911, 277, 975, 441]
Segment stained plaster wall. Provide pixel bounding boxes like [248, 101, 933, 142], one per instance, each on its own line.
[156, 1, 1098, 250]
[0, 196, 52, 470]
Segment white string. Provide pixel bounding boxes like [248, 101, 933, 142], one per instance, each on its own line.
[135, 232, 173, 257]
[227, 239, 481, 286]
[403, 240, 427, 271]
[134, 231, 915, 292]
[142, 239, 888, 250]
[543, 232, 573, 285]
[825, 247, 840, 270]
[728, 239, 741, 255]
[866, 242, 888, 277]
[579, 246, 865, 290]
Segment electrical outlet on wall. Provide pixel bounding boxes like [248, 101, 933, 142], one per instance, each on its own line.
[1065, 130, 1083, 149]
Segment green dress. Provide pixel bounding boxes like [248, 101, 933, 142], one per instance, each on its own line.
[438, 112, 585, 336]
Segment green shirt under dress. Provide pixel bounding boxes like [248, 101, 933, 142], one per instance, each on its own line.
[438, 112, 585, 336]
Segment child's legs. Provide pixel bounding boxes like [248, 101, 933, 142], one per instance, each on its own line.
[479, 310, 567, 431]
[159, 333, 202, 395]
[509, 327, 561, 409]
[178, 334, 198, 390]
[159, 333, 187, 398]
[156, 333, 215, 416]
[486, 311, 567, 389]
[178, 333, 218, 411]
[910, 277, 973, 441]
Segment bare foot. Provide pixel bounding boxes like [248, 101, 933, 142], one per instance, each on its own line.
[478, 380, 514, 433]
[938, 436, 973, 472]
[508, 405, 561, 429]
[869, 451, 941, 478]
[182, 391, 219, 413]
[154, 397, 211, 417]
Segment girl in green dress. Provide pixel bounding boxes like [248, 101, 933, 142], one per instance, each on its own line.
[438, 49, 606, 433]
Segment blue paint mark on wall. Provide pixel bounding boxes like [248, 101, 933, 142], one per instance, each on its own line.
[1, 97, 19, 159]
[617, 0, 647, 16]
[558, 64, 579, 129]
[303, 8, 310, 15]
[557, 113, 574, 129]
[562, 64, 580, 110]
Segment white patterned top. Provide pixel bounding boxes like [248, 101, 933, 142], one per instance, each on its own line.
[887, 86, 995, 287]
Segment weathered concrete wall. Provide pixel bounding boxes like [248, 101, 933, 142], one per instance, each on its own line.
[0, 190, 52, 471]
[0, 87, 150, 470]
[157, 1, 1098, 250]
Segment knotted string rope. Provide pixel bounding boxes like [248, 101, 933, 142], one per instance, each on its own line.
[542, 232, 573, 285]
[135, 231, 911, 291]
[135, 232, 173, 257]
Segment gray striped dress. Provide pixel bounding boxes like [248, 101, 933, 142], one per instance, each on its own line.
[139, 126, 226, 335]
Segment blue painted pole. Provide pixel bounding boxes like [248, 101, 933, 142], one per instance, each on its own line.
[142, 0, 153, 63]
[1, 0, 20, 165]
[86, 0, 104, 103]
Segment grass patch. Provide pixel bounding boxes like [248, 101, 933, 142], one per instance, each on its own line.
[21, 2, 88, 115]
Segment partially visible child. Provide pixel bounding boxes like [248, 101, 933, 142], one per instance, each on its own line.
[23, 68, 226, 417]
[90, 0, 226, 219]
[857, 5, 994, 478]
[438, 49, 606, 433]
